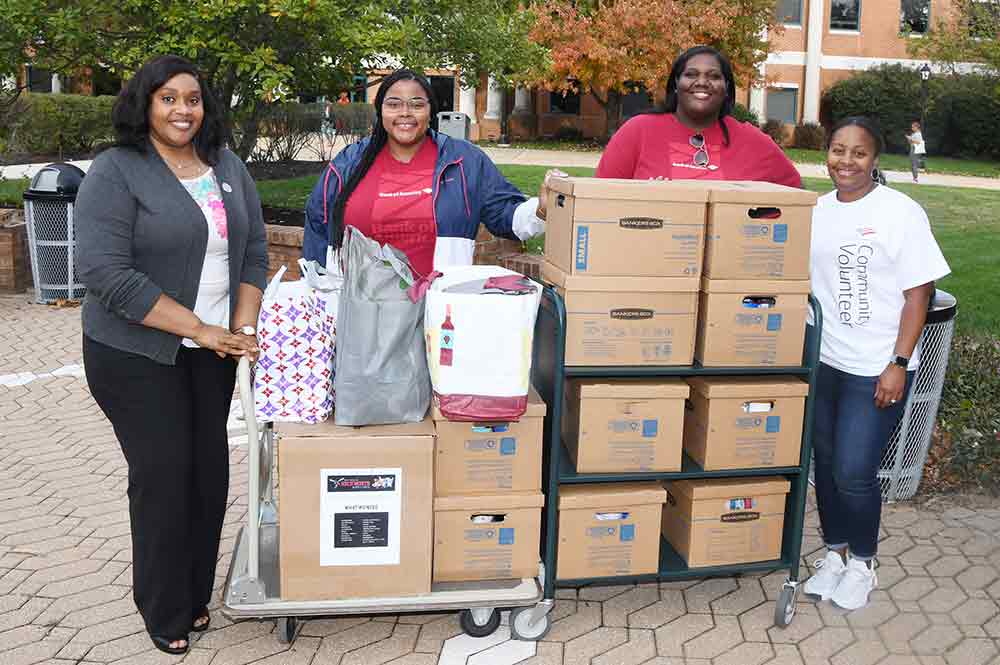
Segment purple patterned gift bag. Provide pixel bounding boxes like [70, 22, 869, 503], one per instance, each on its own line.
[254, 262, 339, 423]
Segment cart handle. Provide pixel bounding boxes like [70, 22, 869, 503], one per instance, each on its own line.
[236, 356, 261, 582]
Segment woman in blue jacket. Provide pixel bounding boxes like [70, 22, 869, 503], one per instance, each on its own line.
[303, 69, 553, 274]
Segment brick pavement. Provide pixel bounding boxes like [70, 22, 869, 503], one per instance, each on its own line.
[3, 291, 1000, 665]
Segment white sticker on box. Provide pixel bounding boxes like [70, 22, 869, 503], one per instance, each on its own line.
[319, 468, 402, 567]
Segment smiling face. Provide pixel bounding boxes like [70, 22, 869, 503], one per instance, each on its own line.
[380, 79, 431, 151]
[827, 124, 880, 202]
[147, 73, 204, 152]
[675, 53, 728, 126]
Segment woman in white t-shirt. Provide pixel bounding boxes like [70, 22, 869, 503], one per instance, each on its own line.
[803, 116, 950, 611]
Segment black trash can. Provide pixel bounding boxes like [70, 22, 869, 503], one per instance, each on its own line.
[23, 163, 86, 303]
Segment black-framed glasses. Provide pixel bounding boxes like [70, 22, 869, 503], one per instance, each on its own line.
[383, 97, 430, 113]
[689, 134, 709, 167]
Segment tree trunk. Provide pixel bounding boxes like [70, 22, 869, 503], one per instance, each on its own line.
[591, 89, 624, 141]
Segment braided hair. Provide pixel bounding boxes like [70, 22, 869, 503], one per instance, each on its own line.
[328, 68, 438, 249]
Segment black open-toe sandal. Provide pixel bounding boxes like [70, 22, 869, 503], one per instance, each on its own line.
[150, 635, 189, 655]
[192, 608, 211, 633]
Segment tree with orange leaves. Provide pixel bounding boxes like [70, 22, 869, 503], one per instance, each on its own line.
[524, 0, 781, 138]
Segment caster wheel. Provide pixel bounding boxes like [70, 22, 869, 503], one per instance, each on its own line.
[459, 608, 501, 638]
[774, 584, 798, 628]
[510, 606, 551, 641]
[277, 616, 298, 644]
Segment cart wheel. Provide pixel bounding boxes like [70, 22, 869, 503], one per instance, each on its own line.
[774, 584, 798, 628]
[510, 606, 551, 641]
[277, 616, 298, 644]
[459, 608, 501, 638]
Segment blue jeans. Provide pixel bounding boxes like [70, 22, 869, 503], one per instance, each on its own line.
[813, 362, 915, 560]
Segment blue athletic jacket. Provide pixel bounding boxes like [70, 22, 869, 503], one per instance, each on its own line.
[303, 130, 527, 268]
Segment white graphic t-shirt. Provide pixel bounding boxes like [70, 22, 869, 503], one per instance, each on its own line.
[809, 185, 950, 375]
[179, 168, 230, 348]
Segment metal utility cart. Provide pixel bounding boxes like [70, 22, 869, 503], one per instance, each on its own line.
[222, 358, 550, 643]
[527, 287, 823, 629]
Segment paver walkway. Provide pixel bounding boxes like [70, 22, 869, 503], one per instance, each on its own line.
[3, 146, 999, 191]
[4, 295, 1000, 665]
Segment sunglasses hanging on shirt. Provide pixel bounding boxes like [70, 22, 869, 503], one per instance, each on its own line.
[689, 133, 710, 167]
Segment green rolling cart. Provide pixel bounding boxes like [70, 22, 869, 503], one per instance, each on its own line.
[519, 286, 823, 637]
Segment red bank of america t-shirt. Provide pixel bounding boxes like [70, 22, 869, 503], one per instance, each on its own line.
[344, 138, 438, 276]
[595, 113, 802, 187]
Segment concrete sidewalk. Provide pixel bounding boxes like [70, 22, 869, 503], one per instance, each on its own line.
[3, 145, 999, 191]
[4, 292, 1000, 665]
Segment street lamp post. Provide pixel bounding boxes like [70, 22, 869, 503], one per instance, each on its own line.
[919, 63, 932, 130]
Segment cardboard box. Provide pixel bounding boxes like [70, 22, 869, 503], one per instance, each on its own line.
[695, 278, 809, 366]
[662, 477, 790, 567]
[701, 181, 818, 280]
[683, 376, 808, 470]
[544, 177, 707, 277]
[432, 389, 546, 495]
[557, 482, 666, 579]
[543, 262, 699, 366]
[564, 379, 690, 472]
[277, 417, 435, 601]
[432, 492, 544, 582]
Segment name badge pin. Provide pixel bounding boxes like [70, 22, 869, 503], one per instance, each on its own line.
[222, 182, 233, 193]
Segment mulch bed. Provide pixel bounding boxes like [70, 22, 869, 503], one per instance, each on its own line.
[262, 205, 305, 227]
[247, 160, 326, 181]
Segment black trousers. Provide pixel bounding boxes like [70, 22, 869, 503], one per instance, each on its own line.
[83, 336, 235, 638]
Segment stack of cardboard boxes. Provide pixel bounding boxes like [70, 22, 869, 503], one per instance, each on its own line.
[431, 392, 546, 582]
[545, 177, 817, 574]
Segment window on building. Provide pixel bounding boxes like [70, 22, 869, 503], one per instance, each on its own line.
[776, 0, 803, 25]
[26, 65, 53, 93]
[351, 75, 367, 103]
[549, 89, 581, 115]
[900, 0, 930, 33]
[621, 85, 652, 120]
[830, 0, 861, 31]
[766, 88, 798, 125]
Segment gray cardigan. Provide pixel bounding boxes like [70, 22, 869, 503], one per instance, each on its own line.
[76, 146, 269, 365]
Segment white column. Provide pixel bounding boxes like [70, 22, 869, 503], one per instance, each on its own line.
[50, 73, 61, 94]
[460, 85, 478, 123]
[485, 76, 503, 120]
[750, 27, 767, 120]
[803, 0, 825, 123]
[514, 86, 531, 113]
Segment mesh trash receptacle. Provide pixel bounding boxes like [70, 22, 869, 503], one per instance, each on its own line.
[23, 163, 86, 303]
[438, 112, 470, 140]
[878, 289, 958, 501]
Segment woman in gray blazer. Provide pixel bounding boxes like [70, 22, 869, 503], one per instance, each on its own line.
[76, 55, 268, 656]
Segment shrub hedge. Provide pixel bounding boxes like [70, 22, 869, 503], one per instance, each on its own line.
[0, 93, 116, 157]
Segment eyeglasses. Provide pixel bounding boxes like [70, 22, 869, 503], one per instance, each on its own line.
[689, 134, 709, 167]
[383, 97, 430, 113]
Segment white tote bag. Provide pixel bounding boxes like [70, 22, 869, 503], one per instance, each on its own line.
[424, 265, 541, 421]
[254, 259, 340, 423]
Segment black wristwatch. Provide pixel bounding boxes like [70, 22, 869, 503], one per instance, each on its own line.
[891, 355, 909, 369]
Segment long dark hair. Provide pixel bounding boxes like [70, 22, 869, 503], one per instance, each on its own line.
[111, 55, 225, 165]
[827, 116, 886, 184]
[655, 45, 737, 146]
[329, 68, 438, 249]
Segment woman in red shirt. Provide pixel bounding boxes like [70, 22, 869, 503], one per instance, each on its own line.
[596, 46, 801, 187]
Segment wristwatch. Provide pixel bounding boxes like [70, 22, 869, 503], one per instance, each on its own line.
[234, 325, 256, 336]
[890, 355, 909, 369]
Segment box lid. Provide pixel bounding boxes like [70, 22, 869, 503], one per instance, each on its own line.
[276, 414, 436, 439]
[434, 491, 545, 511]
[700, 278, 811, 295]
[576, 378, 690, 400]
[698, 180, 819, 206]
[549, 176, 709, 203]
[543, 261, 700, 293]
[558, 482, 666, 509]
[668, 477, 792, 500]
[432, 386, 546, 421]
[686, 376, 809, 399]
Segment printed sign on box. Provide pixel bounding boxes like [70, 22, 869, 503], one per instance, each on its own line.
[320, 469, 402, 567]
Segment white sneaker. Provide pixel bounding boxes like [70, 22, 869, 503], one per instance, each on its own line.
[831, 557, 877, 610]
[803, 551, 847, 600]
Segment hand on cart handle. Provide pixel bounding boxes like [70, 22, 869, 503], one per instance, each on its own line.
[191, 323, 257, 361]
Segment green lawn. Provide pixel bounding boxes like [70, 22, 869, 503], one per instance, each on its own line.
[0, 178, 28, 207]
[786, 148, 1000, 179]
